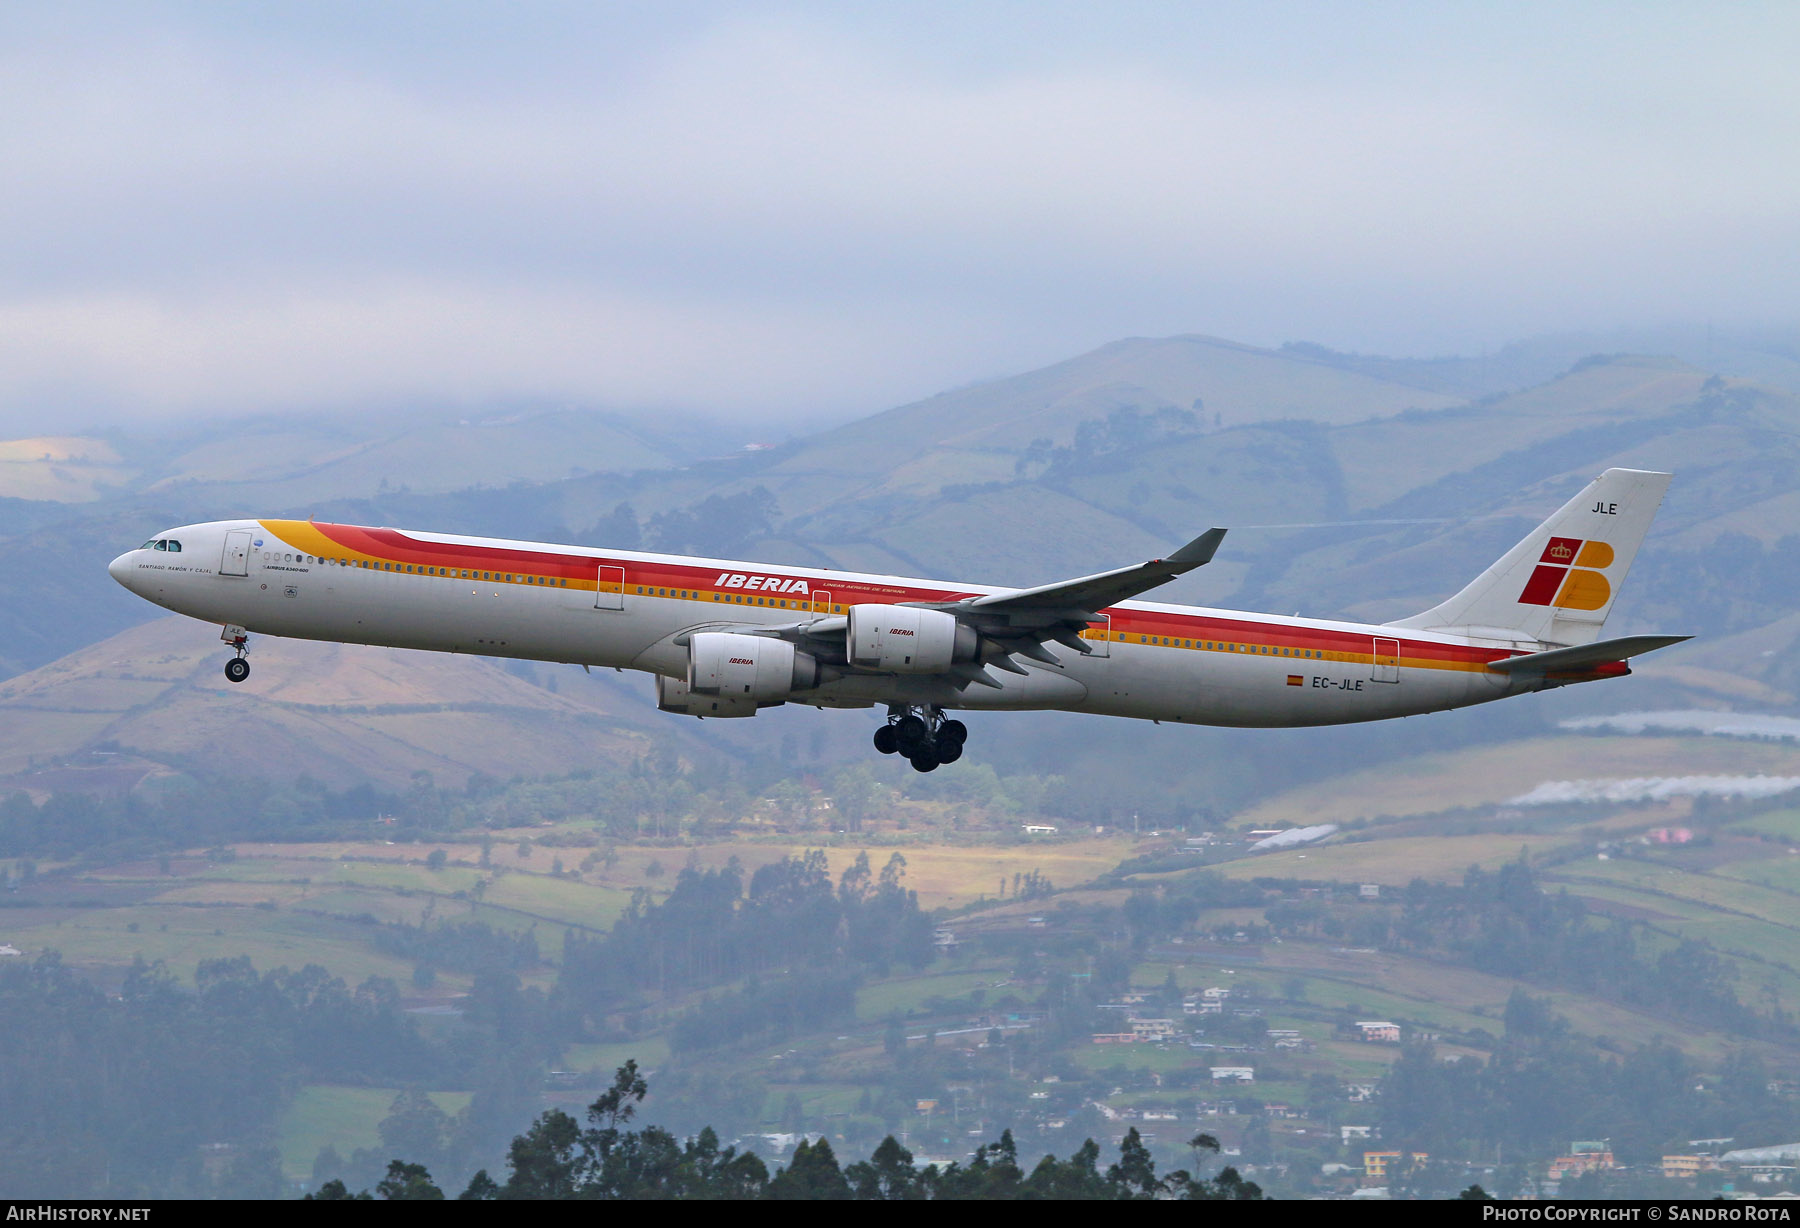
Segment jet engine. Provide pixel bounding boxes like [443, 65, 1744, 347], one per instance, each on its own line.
[687, 631, 821, 701]
[846, 604, 978, 673]
[656, 674, 759, 717]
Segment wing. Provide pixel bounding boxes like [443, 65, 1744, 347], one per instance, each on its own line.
[909, 527, 1227, 685]
[678, 527, 1226, 690]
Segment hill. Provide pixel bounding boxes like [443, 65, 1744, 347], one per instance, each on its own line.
[0, 616, 688, 793]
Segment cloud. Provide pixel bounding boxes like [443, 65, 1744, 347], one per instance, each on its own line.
[0, 6, 1796, 429]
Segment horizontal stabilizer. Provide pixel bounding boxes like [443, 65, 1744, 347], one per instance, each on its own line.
[1489, 633, 1691, 674]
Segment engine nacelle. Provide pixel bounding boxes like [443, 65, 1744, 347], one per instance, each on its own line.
[846, 604, 978, 673]
[688, 631, 820, 701]
[656, 674, 758, 718]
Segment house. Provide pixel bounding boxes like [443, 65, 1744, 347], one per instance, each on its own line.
[1091, 1032, 1138, 1045]
[1359, 883, 1381, 899]
[1342, 1125, 1374, 1144]
[1131, 1018, 1180, 1041]
[1021, 824, 1058, 836]
[1355, 1021, 1401, 1043]
[1363, 1151, 1427, 1181]
[1547, 1141, 1615, 1180]
[1210, 1066, 1255, 1083]
[1661, 1155, 1716, 1179]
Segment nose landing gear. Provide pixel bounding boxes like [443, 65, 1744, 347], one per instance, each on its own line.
[873, 706, 969, 772]
[221, 625, 250, 683]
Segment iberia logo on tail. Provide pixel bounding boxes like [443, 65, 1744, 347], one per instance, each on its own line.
[1519, 537, 1614, 610]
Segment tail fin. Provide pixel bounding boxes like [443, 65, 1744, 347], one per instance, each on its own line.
[1388, 468, 1672, 646]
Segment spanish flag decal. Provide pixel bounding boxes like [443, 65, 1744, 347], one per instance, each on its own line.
[1286, 674, 1304, 686]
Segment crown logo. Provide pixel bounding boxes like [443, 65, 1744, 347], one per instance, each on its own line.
[1548, 542, 1573, 561]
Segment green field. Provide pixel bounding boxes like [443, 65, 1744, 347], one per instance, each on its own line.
[277, 1086, 472, 1182]
[1233, 736, 1800, 831]
[1730, 810, 1800, 841]
[855, 969, 1005, 1020]
[1217, 833, 1569, 885]
[560, 1037, 670, 1074]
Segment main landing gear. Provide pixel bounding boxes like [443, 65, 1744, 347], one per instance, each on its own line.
[873, 705, 967, 773]
[221, 625, 250, 683]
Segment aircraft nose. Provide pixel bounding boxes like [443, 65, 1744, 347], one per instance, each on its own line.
[108, 551, 134, 589]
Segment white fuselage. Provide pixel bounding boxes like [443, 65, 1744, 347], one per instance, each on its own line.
[109, 517, 1539, 728]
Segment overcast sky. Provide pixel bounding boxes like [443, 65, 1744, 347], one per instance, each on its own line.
[1, 2, 1795, 432]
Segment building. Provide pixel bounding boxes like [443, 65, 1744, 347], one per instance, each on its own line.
[1131, 1018, 1180, 1041]
[1662, 1155, 1717, 1180]
[1342, 1125, 1374, 1144]
[1359, 883, 1381, 899]
[1547, 1141, 1615, 1180]
[1356, 1021, 1402, 1043]
[1363, 1151, 1427, 1181]
[1210, 1066, 1255, 1083]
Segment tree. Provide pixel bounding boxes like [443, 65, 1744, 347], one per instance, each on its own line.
[768, 1138, 850, 1200]
[306, 1178, 370, 1201]
[845, 1136, 923, 1200]
[1106, 1127, 1158, 1199]
[375, 1159, 444, 1200]
[499, 1109, 583, 1199]
[459, 1170, 500, 1200]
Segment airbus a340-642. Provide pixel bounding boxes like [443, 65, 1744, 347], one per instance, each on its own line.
[109, 467, 1687, 772]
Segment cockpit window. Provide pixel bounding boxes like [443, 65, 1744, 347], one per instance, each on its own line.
[140, 539, 158, 550]
[165, 540, 181, 552]
[153, 540, 167, 551]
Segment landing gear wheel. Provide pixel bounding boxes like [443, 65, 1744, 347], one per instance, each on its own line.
[934, 732, 963, 764]
[873, 725, 899, 755]
[938, 719, 968, 745]
[224, 657, 250, 684]
[909, 749, 940, 773]
[894, 715, 930, 757]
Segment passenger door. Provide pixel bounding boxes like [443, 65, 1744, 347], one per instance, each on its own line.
[1371, 636, 1400, 683]
[220, 529, 251, 577]
[594, 564, 625, 611]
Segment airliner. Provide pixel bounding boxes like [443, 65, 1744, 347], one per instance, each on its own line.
[109, 467, 1687, 772]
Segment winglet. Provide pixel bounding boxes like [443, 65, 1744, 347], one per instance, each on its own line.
[1166, 527, 1227, 568]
